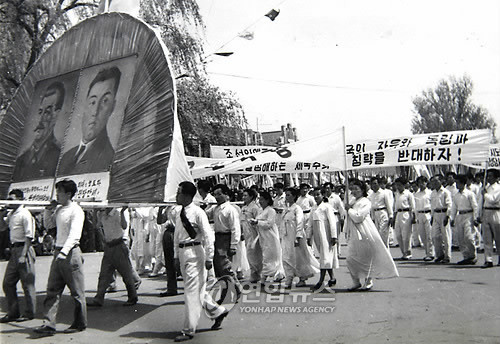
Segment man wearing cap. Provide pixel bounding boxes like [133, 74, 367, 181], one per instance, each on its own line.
[0, 189, 36, 323]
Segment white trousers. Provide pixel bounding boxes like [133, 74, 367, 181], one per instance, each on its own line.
[179, 245, 225, 335]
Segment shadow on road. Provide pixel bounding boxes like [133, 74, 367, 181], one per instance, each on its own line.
[121, 327, 214, 340]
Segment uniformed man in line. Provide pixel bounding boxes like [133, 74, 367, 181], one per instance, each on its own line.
[479, 169, 500, 268]
[392, 177, 416, 260]
[450, 175, 479, 265]
[414, 176, 435, 261]
[430, 175, 453, 264]
[173, 181, 228, 342]
[0, 189, 36, 323]
[368, 177, 394, 248]
[445, 172, 459, 250]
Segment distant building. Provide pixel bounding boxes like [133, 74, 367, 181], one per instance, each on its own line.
[244, 128, 263, 145]
[261, 123, 298, 147]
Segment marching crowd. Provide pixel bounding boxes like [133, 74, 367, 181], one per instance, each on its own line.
[0, 169, 499, 341]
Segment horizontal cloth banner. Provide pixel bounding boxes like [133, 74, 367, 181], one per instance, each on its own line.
[461, 144, 500, 170]
[346, 129, 491, 170]
[190, 128, 346, 178]
[193, 129, 491, 177]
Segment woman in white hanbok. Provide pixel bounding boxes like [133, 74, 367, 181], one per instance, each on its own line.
[250, 191, 285, 283]
[130, 207, 152, 274]
[345, 179, 399, 291]
[307, 187, 339, 290]
[281, 188, 320, 288]
[240, 189, 262, 282]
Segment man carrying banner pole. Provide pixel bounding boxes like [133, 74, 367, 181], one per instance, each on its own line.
[173, 181, 228, 342]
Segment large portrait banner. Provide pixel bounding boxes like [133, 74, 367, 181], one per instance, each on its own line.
[0, 13, 190, 203]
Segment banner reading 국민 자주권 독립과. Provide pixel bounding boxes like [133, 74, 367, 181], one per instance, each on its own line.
[190, 129, 491, 178]
[346, 129, 491, 170]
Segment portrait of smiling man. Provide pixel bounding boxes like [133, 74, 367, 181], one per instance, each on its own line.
[58, 66, 121, 175]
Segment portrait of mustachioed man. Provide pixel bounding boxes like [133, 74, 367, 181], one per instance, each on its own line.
[12, 74, 78, 182]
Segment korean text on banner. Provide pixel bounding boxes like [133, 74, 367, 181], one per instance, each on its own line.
[192, 128, 346, 178]
[346, 129, 491, 170]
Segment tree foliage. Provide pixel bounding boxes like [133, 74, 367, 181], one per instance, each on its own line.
[140, 0, 206, 77]
[177, 76, 247, 156]
[0, 0, 99, 113]
[411, 75, 496, 139]
[0, 0, 247, 153]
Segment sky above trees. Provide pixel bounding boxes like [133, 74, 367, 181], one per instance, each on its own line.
[199, 0, 500, 142]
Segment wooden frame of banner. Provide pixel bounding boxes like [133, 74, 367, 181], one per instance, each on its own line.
[0, 200, 242, 209]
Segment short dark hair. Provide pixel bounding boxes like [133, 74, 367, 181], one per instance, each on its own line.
[432, 174, 445, 182]
[259, 191, 274, 206]
[299, 183, 310, 189]
[416, 176, 428, 184]
[370, 176, 380, 183]
[179, 181, 197, 198]
[44, 81, 65, 111]
[323, 182, 334, 189]
[487, 169, 500, 179]
[445, 171, 457, 179]
[274, 182, 284, 190]
[55, 179, 78, 198]
[87, 66, 121, 98]
[243, 188, 258, 201]
[8, 189, 24, 199]
[455, 174, 467, 185]
[350, 179, 368, 197]
[213, 184, 231, 196]
[285, 187, 299, 201]
[197, 179, 212, 193]
[394, 177, 407, 186]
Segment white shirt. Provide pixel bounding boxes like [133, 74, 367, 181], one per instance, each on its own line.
[45, 201, 84, 255]
[394, 190, 415, 213]
[328, 192, 346, 218]
[297, 194, 315, 212]
[414, 188, 432, 212]
[173, 202, 214, 260]
[7, 206, 34, 243]
[430, 187, 452, 217]
[368, 189, 394, 218]
[98, 208, 127, 242]
[213, 201, 241, 249]
[451, 189, 478, 221]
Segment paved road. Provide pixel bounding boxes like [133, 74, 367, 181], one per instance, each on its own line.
[0, 245, 499, 344]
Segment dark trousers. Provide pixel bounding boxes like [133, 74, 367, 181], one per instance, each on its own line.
[95, 242, 137, 304]
[2, 246, 36, 318]
[162, 229, 177, 292]
[214, 233, 235, 278]
[0, 230, 9, 259]
[43, 247, 86, 329]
